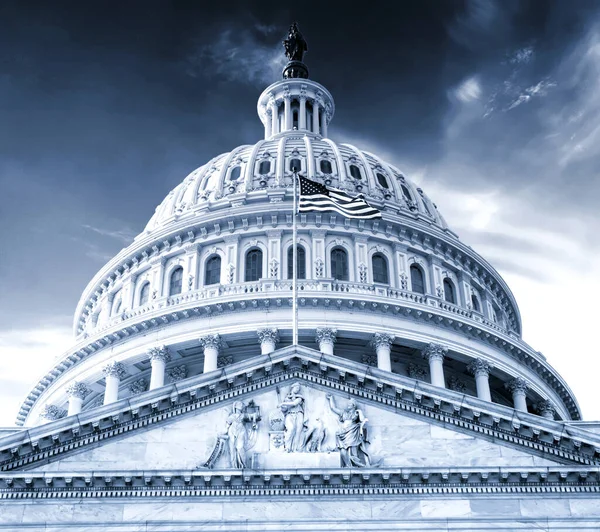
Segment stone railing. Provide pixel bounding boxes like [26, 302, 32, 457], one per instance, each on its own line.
[88, 278, 513, 338]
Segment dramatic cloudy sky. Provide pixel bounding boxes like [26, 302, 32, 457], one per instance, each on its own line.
[1, 0, 599, 425]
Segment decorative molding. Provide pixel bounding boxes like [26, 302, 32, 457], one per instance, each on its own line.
[147, 345, 171, 363]
[370, 333, 395, 350]
[447, 376, 467, 393]
[467, 358, 494, 378]
[361, 354, 377, 367]
[65, 382, 91, 400]
[128, 378, 148, 396]
[39, 405, 66, 421]
[217, 355, 233, 368]
[421, 343, 448, 363]
[199, 334, 221, 351]
[257, 327, 279, 346]
[315, 327, 337, 346]
[506, 377, 529, 395]
[407, 363, 428, 381]
[102, 361, 126, 380]
[167, 365, 187, 383]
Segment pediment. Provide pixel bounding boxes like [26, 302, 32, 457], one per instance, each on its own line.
[1, 346, 598, 473]
[32, 380, 560, 472]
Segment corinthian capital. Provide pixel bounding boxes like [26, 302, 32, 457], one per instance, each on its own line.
[467, 358, 494, 378]
[147, 345, 171, 363]
[315, 327, 337, 345]
[421, 343, 448, 363]
[102, 361, 126, 379]
[199, 334, 221, 351]
[505, 377, 529, 395]
[535, 399, 556, 418]
[257, 328, 279, 345]
[66, 382, 91, 400]
[370, 333, 395, 350]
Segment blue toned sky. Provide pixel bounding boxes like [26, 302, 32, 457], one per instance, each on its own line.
[0, 0, 599, 425]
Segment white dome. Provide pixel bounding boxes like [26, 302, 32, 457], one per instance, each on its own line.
[143, 136, 448, 234]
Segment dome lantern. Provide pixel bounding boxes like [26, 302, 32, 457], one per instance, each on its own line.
[257, 23, 334, 139]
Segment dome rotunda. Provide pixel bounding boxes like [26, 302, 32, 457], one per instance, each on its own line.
[13, 28, 583, 431]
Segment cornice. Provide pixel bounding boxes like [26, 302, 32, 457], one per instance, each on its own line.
[1, 466, 599, 499]
[3, 349, 599, 472]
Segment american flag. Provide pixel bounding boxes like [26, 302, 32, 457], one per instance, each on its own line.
[298, 175, 382, 219]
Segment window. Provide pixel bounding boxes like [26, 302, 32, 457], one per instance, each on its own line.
[205, 255, 221, 286]
[372, 254, 389, 284]
[349, 164, 362, 180]
[401, 184, 413, 201]
[287, 245, 306, 279]
[410, 264, 425, 294]
[443, 278, 456, 304]
[292, 110, 298, 129]
[112, 296, 122, 316]
[320, 159, 332, 174]
[331, 247, 349, 281]
[169, 266, 183, 296]
[471, 294, 481, 312]
[139, 282, 150, 306]
[376, 173, 389, 188]
[230, 166, 241, 181]
[290, 158, 302, 172]
[245, 249, 263, 282]
[259, 160, 271, 175]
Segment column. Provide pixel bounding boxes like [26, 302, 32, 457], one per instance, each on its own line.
[505, 378, 529, 412]
[321, 109, 328, 137]
[257, 328, 279, 354]
[370, 333, 395, 372]
[284, 95, 291, 131]
[148, 346, 171, 390]
[66, 382, 91, 416]
[421, 343, 447, 388]
[270, 101, 278, 136]
[315, 327, 337, 355]
[467, 358, 493, 402]
[536, 399, 556, 420]
[299, 96, 307, 129]
[102, 361, 126, 405]
[312, 99, 320, 134]
[265, 107, 272, 138]
[200, 334, 221, 373]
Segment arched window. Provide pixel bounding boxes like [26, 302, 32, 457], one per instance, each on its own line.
[443, 278, 456, 304]
[205, 255, 221, 286]
[112, 295, 122, 316]
[139, 282, 150, 306]
[290, 158, 302, 172]
[372, 253, 389, 284]
[259, 160, 271, 175]
[410, 264, 425, 294]
[471, 294, 481, 312]
[331, 247, 349, 281]
[320, 159, 332, 174]
[229, 166, 241, 181]
[349, 164, 362, 180]
[401, 184, 413, 201]
[169, 266, 183, 296]
[287, 245, 306, 279]
[245, 249, 263, 282]
[376, 173, 389, 188]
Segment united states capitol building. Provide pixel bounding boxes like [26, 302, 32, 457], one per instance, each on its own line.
[1, 25, 599, 531]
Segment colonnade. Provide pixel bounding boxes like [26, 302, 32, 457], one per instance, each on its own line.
[60, 329, 554, 421]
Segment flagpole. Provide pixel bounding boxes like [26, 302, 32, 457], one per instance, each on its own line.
[292, 169, 298, 345]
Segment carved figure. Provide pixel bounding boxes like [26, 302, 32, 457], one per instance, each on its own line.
[277, 383, 305, 452]
[202, 400, 260, 469]
[326, 394, 372, 467]
[283, 22, 308, 62]
[303, 418, 327, 452]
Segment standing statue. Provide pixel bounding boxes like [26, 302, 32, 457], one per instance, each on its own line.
[326, 394, 372, 467]
[283, 22, 308, 62]
[277, 383, 306, 452]
[201, 400, 261, 469]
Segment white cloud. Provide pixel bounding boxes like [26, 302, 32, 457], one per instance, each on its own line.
[82, 224, 136, 245]
[453, 76, 482, 103]
[186, 25, 287, 87]
[0, 326, 73, 426]
[506, 79, 556, 110]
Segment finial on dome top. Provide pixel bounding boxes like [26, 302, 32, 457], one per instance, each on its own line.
[282, 22, 309, 79]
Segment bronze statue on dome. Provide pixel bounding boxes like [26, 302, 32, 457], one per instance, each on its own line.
[283, 22, 308, 62]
